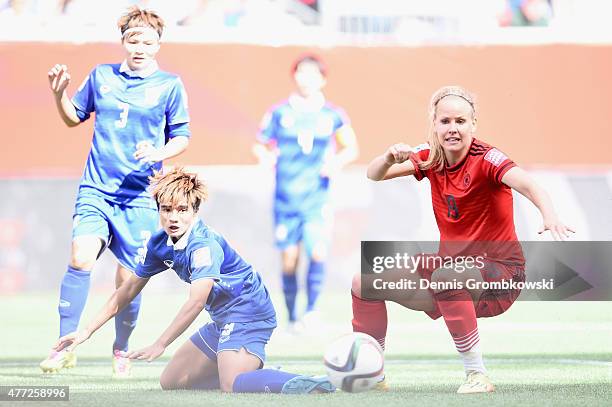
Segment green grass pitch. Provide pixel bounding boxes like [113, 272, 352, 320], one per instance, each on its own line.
[1, 293, 610, 406]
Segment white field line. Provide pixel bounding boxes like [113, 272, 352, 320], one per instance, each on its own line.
[1, 358, 611, 368]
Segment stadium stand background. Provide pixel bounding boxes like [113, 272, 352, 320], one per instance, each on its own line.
[1, 0, 611, 295]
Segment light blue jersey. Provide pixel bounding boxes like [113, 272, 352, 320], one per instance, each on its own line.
[72, 63, 190, 208]
[136, 219, 276, 325]
[258, 94, 350, 214]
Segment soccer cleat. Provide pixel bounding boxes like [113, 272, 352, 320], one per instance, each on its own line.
[456, 371, 495, 394]
[40, 350, 77, 373]
[301, 310, 322, 330]
[373, 374, 390, 391]
[285, 320, 306, 336]
[112, 350, 132, 378]
[281, 375, 336, 394]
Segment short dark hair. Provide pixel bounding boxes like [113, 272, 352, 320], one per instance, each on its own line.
[291, 53, 327, 77]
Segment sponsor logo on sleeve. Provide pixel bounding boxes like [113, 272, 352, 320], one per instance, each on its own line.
[484, 148, 508, 167]
[412, 143, 430, 153]
[193, 247, 212, 268]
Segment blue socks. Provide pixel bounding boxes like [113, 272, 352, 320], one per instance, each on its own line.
[233, 369, 299, 393]
[113, 292, 142, 352]
[58, 266, 91, 337]
[58, 265, 141, 353]
[306, 260, 325, 313]
[282, 260, 326, 321]
[282, 273, 298, 322]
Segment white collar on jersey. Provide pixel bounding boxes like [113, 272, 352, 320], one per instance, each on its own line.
[119, 59, 159, 78]
[166, 219, 198, 250]
[288, 92, 326, 112]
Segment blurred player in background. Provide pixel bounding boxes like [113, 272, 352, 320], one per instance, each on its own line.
[352, 85, 573, 393]
[254, 54, 358, 331]
[40, 6, 191, 377]
[54, 168, 335, 394]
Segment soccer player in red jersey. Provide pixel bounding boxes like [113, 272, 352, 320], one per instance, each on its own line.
[353, 85, 574, 393]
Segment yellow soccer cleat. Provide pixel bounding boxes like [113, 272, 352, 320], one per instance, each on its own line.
[40, 350, 77, 373]
[456, 371, 495, 394]
[373, 374, 390, 392]
[112, 350, 132, 378]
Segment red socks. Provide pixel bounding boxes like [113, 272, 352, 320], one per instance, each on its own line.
[351, 291, 387, 350]
[434, 289, 479, 353]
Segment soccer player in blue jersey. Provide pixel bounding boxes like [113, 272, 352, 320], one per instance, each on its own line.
[40, 7, 190, 377]
[53, 168, 335, 394]
[254, 54, 359, 331]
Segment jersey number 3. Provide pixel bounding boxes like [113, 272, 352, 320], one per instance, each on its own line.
[115, 102, 130, 129]
[446, 195, 460, 219]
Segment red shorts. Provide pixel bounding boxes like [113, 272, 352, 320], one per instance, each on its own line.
[418, 258, 525, 320]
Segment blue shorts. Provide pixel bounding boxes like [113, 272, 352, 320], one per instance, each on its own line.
[274, 206, 333, 255]
[190, 317, 277, 366]
[72, 190, 158, 271]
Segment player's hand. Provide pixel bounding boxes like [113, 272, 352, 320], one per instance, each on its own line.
[48, 64, 71, 96]
[53, 329, 91, 352]
[253, 143, 277, 168]
[538, 217, 575, 241]
[126, 342, 166, 362]
[134, 141, 163, 165]
[384, 143, 413, 165]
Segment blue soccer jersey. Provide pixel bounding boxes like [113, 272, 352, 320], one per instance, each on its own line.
[257, 94, 351, 214]
[72, 63, 190, 208]
[136, 219, 276, 324]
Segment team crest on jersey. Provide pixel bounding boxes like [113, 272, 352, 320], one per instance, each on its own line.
[316, 116, 335, 135]
[99, 85, 111, 95]
[280, 114, 295, 129]
[163, 259, 174, 268]
[484, 148, 508, 167]
[463, 172, 471, 188]
[144, 86, 165, 106]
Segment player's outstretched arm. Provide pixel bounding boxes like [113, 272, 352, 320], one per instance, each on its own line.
[134, 136, 190, 165]
[53, 274, 149, 352]
[127, 278, 214, 362]
[367, 143, 416, 181]
[47, 64, 80, 127]
[501, 166, 575, 240]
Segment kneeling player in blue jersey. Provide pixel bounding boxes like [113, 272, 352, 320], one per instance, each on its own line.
[54, 168, 334, 394]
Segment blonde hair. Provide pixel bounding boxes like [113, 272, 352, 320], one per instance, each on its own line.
[117, 6, 165, 39]
[420, 85, 476, 172]
[150, 167, 208, 211]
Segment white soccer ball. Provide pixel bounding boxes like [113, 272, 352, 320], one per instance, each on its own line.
[323, 332, 384, 393]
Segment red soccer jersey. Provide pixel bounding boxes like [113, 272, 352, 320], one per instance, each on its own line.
[409, 138, 524, 265]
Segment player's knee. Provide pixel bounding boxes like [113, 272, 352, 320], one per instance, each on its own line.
[69, 252, 96, 271]
[219, 377, 235, 393]
[70, 239, 102, 270]
[351, 272, 362, 298]
[281, 249, 299, 273]
[310, 244, 328, 262]
[159, 370, 181, 390]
